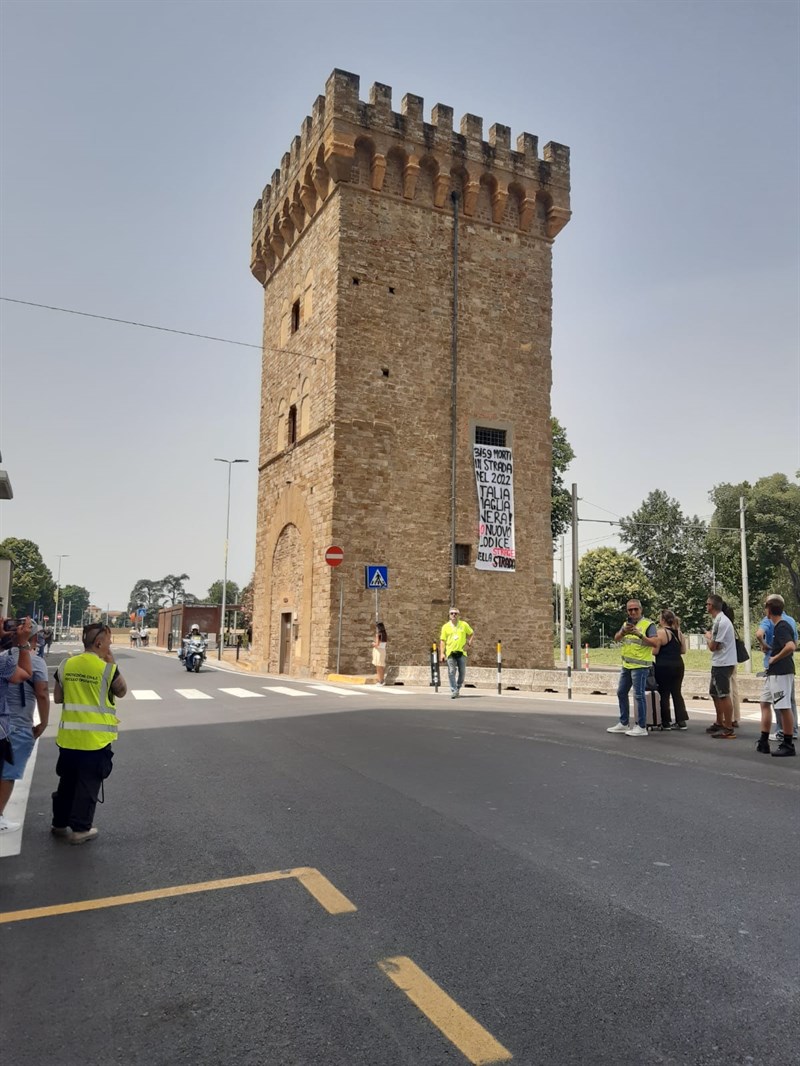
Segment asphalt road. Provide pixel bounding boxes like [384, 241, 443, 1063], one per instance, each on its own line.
[1, 646, 798, 1066]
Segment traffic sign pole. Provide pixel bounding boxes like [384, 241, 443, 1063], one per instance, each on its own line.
[336, 575, 344, 674]
[324, 547, 345, 672]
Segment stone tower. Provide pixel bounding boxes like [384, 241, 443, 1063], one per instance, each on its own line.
[249, 70, 570, 677]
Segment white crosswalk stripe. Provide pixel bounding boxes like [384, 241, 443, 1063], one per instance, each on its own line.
[218, 687, 265, 699]
[263, 686, 313, 697]
[307, 683, 369, 698]
[175, 689, 214, 700]
[131, 690, 162, 700]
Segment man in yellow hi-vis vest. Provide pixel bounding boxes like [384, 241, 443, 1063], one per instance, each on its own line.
[52, 622, 127, 844]
[607, 599, 659, 737]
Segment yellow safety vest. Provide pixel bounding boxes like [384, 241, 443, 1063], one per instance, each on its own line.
[58, 652, 119, 751]
[621, 618, 654, 669]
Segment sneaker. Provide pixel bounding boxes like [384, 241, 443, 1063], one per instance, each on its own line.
[712, 728, 737, 739]
[607, 722, 629, 733]
[756, 739, 771, 754]
[771, 743, 796, 758]
[450, 692, 457, 699]
[775, 731, 785, 743]
[625, 725, 648, 737]
[69, 827, 99, 845]
[732, 721, 740, 728]
[661, 723, 674, 731]
[676, 722, 688, 731]
[706, 722, 725, 733]
[0, 815, 21, 833]
[51, 826, 71, 838]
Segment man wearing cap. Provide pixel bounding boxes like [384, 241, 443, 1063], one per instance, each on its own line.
[756, 593, 798, 743]
[439, 609, 475, 699]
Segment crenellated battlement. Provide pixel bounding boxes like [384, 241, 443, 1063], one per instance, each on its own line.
[251, 69, 570, 284]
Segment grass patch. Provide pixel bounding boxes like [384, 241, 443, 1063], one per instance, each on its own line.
[555, 646, 798, 672]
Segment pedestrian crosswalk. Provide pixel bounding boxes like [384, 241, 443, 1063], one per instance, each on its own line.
[127, 682, 404, 702]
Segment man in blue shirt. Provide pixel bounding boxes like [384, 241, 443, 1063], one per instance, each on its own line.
[756, 594, 798, 740]
[0, 617, 35, 831]
[0, 641, 49, 833]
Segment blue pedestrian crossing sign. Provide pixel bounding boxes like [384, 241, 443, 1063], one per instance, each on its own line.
[365, 565, 389, 590]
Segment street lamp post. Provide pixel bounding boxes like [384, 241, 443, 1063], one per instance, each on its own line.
[53, 554, 69, 640]
[215, 458, 249, 659]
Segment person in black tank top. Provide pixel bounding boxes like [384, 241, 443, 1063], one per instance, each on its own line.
[654, 610, 688, 728]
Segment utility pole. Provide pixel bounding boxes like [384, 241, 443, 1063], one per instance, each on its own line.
[571, 484, 580, 667]
[739, 496, 752, 673]
[215, 458, 249, 659]
[559, 534, 566, 663]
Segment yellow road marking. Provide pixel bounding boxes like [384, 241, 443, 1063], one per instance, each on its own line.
[0, 866, 356, 924]
[293, 866, 358, 914]
[378, 955, 512, 1065]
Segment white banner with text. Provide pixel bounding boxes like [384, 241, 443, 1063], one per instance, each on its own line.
[473, 444, 516, 571]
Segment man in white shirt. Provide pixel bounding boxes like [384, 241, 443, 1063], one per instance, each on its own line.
[704, 594, 737, 739]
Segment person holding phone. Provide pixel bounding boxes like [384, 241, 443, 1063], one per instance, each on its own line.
[607, 600, 659, 736]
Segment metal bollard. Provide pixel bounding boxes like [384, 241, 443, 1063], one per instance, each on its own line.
[496, 641, 502, 695]
[430, 642, 440, 693]
[566, 642, 572, 700]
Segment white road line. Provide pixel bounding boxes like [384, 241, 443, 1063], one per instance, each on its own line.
[175, 689, 214, 700]
[307, 683, 368, 698]
[263, 686, 313, 697]
[218, 687, 265, 699]
[0, 739, 39, 859]
[131, 690, 162, 700]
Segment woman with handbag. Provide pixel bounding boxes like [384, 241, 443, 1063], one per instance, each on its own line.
[654, 610, 689, 729]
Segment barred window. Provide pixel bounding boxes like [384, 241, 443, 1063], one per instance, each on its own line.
[475, 426, 507, 447]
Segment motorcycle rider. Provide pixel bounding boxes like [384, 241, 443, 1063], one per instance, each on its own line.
[179, 623, 205, 659]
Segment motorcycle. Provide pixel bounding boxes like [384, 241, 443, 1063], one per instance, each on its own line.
[181, 637, 206, 673]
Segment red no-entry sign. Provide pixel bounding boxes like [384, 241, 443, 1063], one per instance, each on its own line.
[325, 545, 344, 567]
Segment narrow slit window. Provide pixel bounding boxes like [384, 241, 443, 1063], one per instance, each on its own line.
[455, 544, 471, 566]
[288, 404, 297, 445]
[291, 299, 301, 333]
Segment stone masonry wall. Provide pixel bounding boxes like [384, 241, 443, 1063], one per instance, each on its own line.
[330, 183, 554, 672]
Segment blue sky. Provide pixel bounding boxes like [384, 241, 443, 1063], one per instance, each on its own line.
[1, 0, 797, 608]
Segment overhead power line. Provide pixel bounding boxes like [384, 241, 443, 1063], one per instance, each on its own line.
[1, 296, 262, 350]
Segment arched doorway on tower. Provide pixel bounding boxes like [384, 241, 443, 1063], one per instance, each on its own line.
[270, 522, 304, 673]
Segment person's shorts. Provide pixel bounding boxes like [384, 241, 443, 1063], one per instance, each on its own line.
[762, 674, 795, 712]
[372, 645, 387, 667]
[709, 665, 734, 699]
[1, 725, 35, 781]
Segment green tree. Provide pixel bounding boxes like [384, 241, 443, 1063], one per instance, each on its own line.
[126, 579, 165, 627]
[619, 490, 711, 631]
[162, 573, 190, 605]
[551, 417, 575, 541]
[206, 580, 240, 605]
[0, 537, 55, 617]
[59, 584, 90, 625]
[708, 473, 800, 617]
[579, 547, 656, 644]
[239, 575, 254, 628]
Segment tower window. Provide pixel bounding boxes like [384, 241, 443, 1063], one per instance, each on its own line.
[291, 299, 301, 333]
[288, 404, 297, 445]
[352, 277, 360, 286]
[455, 544, 471, 566]
[475, 426, 507, 447]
